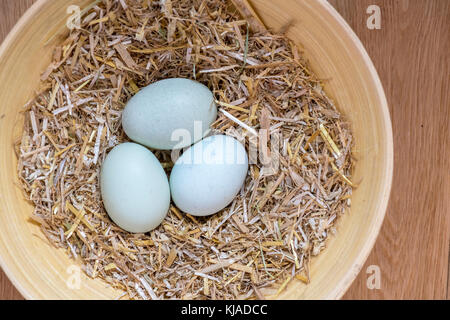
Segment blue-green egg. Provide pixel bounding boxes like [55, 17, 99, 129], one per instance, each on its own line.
[100, 143, 170, 233]
[170, 135, 248, 216]
[122, 78, 217, 150]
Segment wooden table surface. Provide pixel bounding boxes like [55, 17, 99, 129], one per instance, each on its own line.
[0, 0, 448, 300]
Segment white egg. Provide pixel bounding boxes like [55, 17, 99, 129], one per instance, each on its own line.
[122, 78, 217, 150]
[100, 143, 170, 233]
[170, 135, 248, 216]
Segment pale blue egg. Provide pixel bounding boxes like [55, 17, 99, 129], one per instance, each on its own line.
[170, 135, 248, 216]
[122, 78, 217, 150]
[100, 143, 170, 233]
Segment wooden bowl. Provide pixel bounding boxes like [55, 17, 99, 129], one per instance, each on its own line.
[0, 0, 393, 299]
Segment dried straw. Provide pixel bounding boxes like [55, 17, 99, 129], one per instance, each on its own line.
[16, 0, 354, 300]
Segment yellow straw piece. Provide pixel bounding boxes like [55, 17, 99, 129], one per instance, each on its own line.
[64, 208, 86, 238]
[43, 130, 61, 152]
[104, 263, 117, 271]
[319, 123, 341, 159]
[47, 82, 60, 111]
[54, 143, 76, 157]
[215, 100, 250, 113]
[89, 16, 109, 26]
[331, 162, 356, 187]
[134, 240, 154, 246]
[74, 79, 90, 92]
[276, 276, 292, 297]
[261, 240, 284, 246]
[165, 248, 178, 267]
[94, 55, 117, 68]
[204, 277, 210, 296]
[129, 45, 188, 54]
[128, 78, 140, 93]
[66, 201, 96, 232]
[304, 130, 320, 150]
[295, 274, 309, 284]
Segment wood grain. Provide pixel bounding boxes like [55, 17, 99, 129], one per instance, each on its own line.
[0, 0, 36, 42]
[0, 0, 448, 300]
[327, 0, 450, 300]
[0, 0, 36, 301]
[0, 0, 392, 300]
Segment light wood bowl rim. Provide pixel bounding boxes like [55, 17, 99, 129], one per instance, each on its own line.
[0, 0, 393, 300]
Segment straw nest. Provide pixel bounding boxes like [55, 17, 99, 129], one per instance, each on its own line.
[16, 0, 354, 299]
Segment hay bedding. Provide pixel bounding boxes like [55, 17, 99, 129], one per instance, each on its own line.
[16, 0, 354, 299]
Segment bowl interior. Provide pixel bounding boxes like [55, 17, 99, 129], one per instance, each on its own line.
[0, 0, 392, 299]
